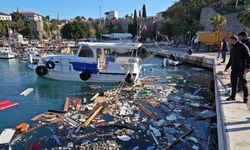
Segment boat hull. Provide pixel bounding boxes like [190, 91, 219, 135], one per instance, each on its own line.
[0, 54, 15, 59]
[42, 71, 139, 83]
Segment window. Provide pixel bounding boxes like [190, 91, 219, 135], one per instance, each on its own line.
[78, 46, 94, 57]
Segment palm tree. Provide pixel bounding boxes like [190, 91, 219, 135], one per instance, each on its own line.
[237, 0, 250, 30]
[210, 13, 227, 31]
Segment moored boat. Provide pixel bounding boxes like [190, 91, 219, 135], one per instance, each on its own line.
[32, 42, 142, 83]
[21, 47, 39, 61]
[0, 47, 15, 59]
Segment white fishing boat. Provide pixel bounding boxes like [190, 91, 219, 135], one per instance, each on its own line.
[22, 47, 39, 61]
[33, 42, 142, 83]
[27, 52, 44, 70]
[0, 47, 15, 59]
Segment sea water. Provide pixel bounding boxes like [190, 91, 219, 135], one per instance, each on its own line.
[0, 58, 213, 149]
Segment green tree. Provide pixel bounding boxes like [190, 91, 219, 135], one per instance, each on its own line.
[0, 23, 6, 37]
[237, 0, 250, 30]
[74, 16, 86, 22]
[10, 12, 39, 39]
[161, 0, 204, 40]
[142, 4, 147, 18]
[50, 19, 61, 32]
[128, 10, 139, 37]
[133, 10, 138, 25]
[210, 13, 227, 31]
[61, 21, 94, 40]
[139, 10, 142, 18]
[88, 18, 94, 22]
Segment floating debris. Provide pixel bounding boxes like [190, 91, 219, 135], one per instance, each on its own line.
[0, 128, 15, 144]
[7, 73, 216, 149]
[0, 100, 19, 111]
[20, 88, 34, 96]
[117, 135, 131, 141]
[189, 137, 198, 143]
[166, 114, 177, 121]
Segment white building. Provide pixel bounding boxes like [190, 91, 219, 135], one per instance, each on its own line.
[0, 12, 12, 21]
[19, 11, 43, 21]
[19, 11, 44, 39]
[105, 11, 118, 20]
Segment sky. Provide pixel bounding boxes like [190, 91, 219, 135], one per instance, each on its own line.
[0, 0, 176, 19]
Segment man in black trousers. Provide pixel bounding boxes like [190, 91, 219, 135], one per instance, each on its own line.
[225, 36, 250, 103]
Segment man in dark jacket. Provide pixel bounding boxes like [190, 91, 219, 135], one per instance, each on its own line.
[238, 32, 250, 48]
[225, 36, 250, 103]
[221, 38, 229, 63]
[237, 32, 250, 92]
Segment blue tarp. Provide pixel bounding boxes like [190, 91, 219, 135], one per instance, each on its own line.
[72, 62, 98, 74]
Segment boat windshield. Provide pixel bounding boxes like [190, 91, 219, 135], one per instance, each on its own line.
[78, 46, 94, 58]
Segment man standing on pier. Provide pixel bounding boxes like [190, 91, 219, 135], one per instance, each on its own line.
[225, 36, 250, 103]
[237, 32, 250, 92]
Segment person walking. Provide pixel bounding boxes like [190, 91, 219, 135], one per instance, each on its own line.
[225, 36, 250, 103]
[217, 41, 223, 59]
[237, 32, 250, 92]
[221, 38, 229, 63]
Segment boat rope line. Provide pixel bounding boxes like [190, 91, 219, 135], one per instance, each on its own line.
[142, 40, 167, 63]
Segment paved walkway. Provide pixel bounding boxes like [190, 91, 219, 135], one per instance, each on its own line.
[194, 52, 250, 150]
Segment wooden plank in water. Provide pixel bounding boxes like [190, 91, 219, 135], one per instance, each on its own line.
[31, 113, 44, 121]
[64, 98, 70, 112]
[135, 103, 158, 120]
[84, 105, 103, 127]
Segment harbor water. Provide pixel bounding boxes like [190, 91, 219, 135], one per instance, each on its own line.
[0, 58, 214, 149]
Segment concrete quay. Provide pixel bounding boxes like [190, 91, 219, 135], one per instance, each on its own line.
[148, 48, 250, 150]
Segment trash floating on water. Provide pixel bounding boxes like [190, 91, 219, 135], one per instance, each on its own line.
[199, 110, 216, 119]
[189, 137, 198, 143]
[0, 128, 15, 144]
[16, 123, 29, 133]
[0, 100, 19, 111]
[166, 114, 177, 121]
[192, 145, 199, 150]
[117, 135, 131, 141]
[20, 88, 34, 96]
[7, 72, 216, 149]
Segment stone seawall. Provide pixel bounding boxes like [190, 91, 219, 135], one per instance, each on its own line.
[200, 7, 245, 34]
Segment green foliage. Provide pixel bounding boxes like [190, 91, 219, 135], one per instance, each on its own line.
[161, 0, 204, 39]
[142, 4, 147, 18]
[50, 19, 60, 32]
[61, 21, 93, 40]
[128, 10, 139, 37]
[74, 16, 86, 22]
[237, 0, 250, 29]
[22, 21, 38, 39]
[210, 13, 227, 31]
[133, 10, 138, 25]
[9, 12, 39, 39]
[0, 22, 6, 37]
